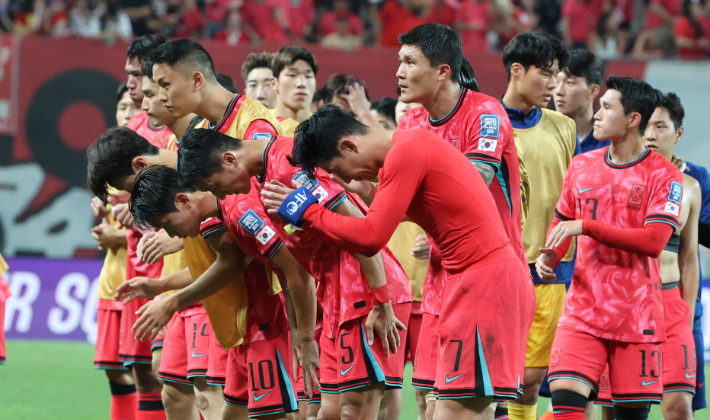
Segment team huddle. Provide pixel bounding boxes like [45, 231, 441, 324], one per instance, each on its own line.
[84, 23, 710, 420]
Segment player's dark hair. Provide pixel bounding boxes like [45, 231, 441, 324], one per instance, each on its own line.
[216, 73, 238, 93]
[127, 35, 168, 64]
[563, 49, 604, 86]
[241, 52, 276, 81]
[502, 32, 569, 81]
[289, 105, 368, 177]
[116, 82, 129, 103]
[323, 74, 371, 103]
[149, 39, 217, 81]
[370, 98, 397, 125]
[141, 60, 154, 79]
[659, 92, 685, 130]
[177, 128, 244, 187]
[86, 127, 160, 202]
[605, 75, 662, 134]
[130, 165, 194, 230]
[397, 23, 479, 92]
[272, 45, 319, 78]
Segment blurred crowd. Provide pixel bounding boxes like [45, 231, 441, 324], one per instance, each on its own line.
[0, 0, 709, 58]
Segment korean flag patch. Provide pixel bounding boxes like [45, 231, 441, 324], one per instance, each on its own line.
[668, 180, 683, 205]
[478, 138, 498, 152]
[238, 208, 266, 235]
[312, 186, 329, 203]
[480, 114, 500, 139]
[251, 132, 273, 140]
[256, 225, 276, 245]
[292, 170, 320, 191]
[664, 201, 680, 216]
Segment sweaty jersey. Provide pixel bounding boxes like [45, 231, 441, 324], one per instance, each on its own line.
[194, 94, 283, 139]
[555, 147, 684, 343]
[254, 135, 412, 338]
[126, 112, 173, 150]
[399, 88, 528, 267]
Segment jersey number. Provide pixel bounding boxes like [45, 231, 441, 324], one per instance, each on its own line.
[249, 360, 275, 391]
[682, 345, 697, 372]
[577, 198, 598, 220]
[340, 333, 354, 365]
[639, 349, 661, 378]
[191, 322, 209, 349]
[450, 340, 464, 372]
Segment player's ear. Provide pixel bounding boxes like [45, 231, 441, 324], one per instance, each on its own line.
[590, 84, 601, 99]
[193, 71, 205, 92]
[270, 77, 278, 91]
[132, 156, 148, 173]
[628, 112, 642, 131]
[174, 192, 191, 208]
[437, 63, 451, 82]
[510, 63, 524, 80]
[340, 138, 357, 153]
[676, 126, 684, 143]
[221, 151, 238, 167]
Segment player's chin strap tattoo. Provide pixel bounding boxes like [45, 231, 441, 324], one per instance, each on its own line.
[473, 161, 496, 187]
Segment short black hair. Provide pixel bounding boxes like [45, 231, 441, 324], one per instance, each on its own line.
[86, 127, 160, 201]
[563, 49, 604, 86]
[241, 52, 275, 81]
[289, 105, 369, 177]
[177, 128, 243, 187]
[502, 32, 569, 81]
[130, 165, 193, 230]
[272, 45, 319, 78]
[323, 74, 370, 103]
[216, 73, 238, 93]
[605, 75, 662, 134]
[149, 39, 217, 81]
[659, 92, 685, 130]
[127, 35, 168, 64]
[141, 60, 154, 80]
[117, 82, 129, 103]
[370, 98, 397, 125]
[398, 24, 464, 84]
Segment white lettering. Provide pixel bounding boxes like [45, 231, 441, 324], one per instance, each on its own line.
[47, 273, 90, 335]
[5, 271, 41, 333]
[81, 278, 100, 344]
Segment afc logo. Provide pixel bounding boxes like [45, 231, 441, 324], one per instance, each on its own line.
[628, 184, 645, 205]
[479, 114, 500, 139]
[238, 209, 265, 235]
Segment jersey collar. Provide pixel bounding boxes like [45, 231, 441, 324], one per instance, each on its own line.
[501, 102, 541, 129]
[604, 146, 651, 169]
[429, 88, 466, 127]
[257, 135, 278, 183]
[208, 94, 240, 131]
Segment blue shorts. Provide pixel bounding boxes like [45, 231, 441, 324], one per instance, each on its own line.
[693, 329, 706, 410]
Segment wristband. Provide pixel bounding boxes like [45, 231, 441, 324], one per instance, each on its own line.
[277, 186, 318, 227]
[371, 285, 391, 305]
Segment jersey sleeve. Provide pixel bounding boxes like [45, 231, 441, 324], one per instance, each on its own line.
[243, 119, 280, 141]
[644, 165, 684, 231]
[200, 216, 228, 239]
[554, 160, 578, 222]
[463, 103, 513, 173]
[281, 167, 349, 212]
[230, 202, 284, 260]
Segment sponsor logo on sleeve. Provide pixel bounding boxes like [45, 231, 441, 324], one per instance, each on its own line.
[664, 201, 680, 216]
[238, 209, 266, 235]
[256, 225, 276, 245]
[251, 132, 273, 140]
[668, 180, 683, 204]
[478, 138, 498, 152]
[479, 114, 500, 139]
[292, 170, 320, 191]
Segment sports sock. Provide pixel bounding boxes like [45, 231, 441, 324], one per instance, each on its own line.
[613, 405, 650, 420]
[137, 391, 166, 420]
[109, 382, 137, 420]
[508, 402, 536, 420]
[551, 390, 587, 420]
[495, 404, 510, 420]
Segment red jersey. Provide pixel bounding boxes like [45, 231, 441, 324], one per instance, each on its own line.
[561, 0, 598, 43]
[554, 147, 684, 343]
[301, 129, 512, 275]
[421, 241, 445, 315]
[239, 0, 288, 44]
[126, 112, 173, 150]
[254, 136, 412, 338]
[200, 202, 288, 344]
[125, 228, 164, 281]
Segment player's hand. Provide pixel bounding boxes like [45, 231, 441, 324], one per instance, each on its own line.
[339, 82, 371, 119]
[366, 301, 406, 358]
[299, 338, 321, 398]
[132, 294, 177, 341]
[411, 234, 430, 260]
[91, 196, 110, 218]
[115, 276, 163, 304]
[91, 219, 126, 251]
[261, 180, 298, 213]
[138, 229, 183, 264]
[671, 154, 687, 172]
[545, 220, 583, 249]
[113, 203, 135, 229]
[536, 248, 559, 281]
[329, 174, 376, 201]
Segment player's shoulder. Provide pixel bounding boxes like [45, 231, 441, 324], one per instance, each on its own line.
[126, 112, 148, 130]
[463, 89, 504, 113]
[398, 105, 429, 128]
[647, 149, 682, 174]
[570, 146, 605, 167]
[682, 172, 702, 197]
[200, 216, 226, 239]
[540, 108, 576, 129]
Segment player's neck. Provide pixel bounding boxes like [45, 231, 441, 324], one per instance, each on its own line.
[152, 149, 177, 168]
[199, 86, 237, 125]
[609, 133, 647, 164]
[501, 88, 535, 115]
[275, 100, 310, 123]
[571, 105, 595, 139]
[241, 140, 269, 177]
[423, 81, 462, 121]
[168, 114, 196, 140]
[368, 129, 395, 168]
[192, 191, 219, 219]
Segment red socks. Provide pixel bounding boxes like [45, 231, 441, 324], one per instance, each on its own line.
[136, 391, 166, 420]
[109, 382, 138, 420]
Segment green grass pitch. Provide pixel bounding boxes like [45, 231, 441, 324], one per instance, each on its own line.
[0, 339, 708, 420]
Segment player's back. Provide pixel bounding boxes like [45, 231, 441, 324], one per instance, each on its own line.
[126, 112, 173, 149]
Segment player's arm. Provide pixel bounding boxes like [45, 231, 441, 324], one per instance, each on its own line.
[137, 229, 184, 264]
[133, 230, 246, 341]
[243, 118, 281, 140]
[471, 162, 496, 186]
[465, 110, 513, 187]
[537, 167, 577, 280]
[679, 179, 701, 325]
[115, 267, 193, 303]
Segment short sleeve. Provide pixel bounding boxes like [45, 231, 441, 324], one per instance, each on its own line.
[200, 217, 228, 239]
[244, 119, 280, 141]
[554, 160, 578, 222]
[283, 168, 348, 211]
[230, 202, 284, 260]
[463, 102, 513, 172]
[644, 166, 684, 231]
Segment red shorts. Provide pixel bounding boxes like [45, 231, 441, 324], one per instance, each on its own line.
[296, 327, 323, 404]
[406, 302, 423, 364]
[549, 326, 663, 403]
[94, 299, 127, 370]
[207, 329, 228, 386]
[435, 251, 535, 401]
[596, 285, 696, 405]
[0, 281, 7, 366]
[119, 297, 155, 366]
[320, 302, 411, 394]
[158, 304, 211, 384]
[223, 333, 298, 418]
[412, 313, 438, 390]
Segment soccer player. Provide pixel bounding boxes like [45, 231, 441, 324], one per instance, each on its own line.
[117, 83, 139, 127]
[269, 46, 317, 135]
[500, 32, 578, 420]
[555, 49, 609, 154]
[241, 51, 278, 109]
[258, 105, 535, 420]
[176, 128, 413, 420]
[322, 74, 384, 128]
[537, 76, 683, 420]
[0, 253, 10, 366]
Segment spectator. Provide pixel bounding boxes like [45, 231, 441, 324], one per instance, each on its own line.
[99, 0, 133, 42]
[321, 17, 363, 49]
[560, 0, 598, 49]
[593, 10, 620, 58]
[275, 0, 315, 40]
[491, 0, 531, 50]
[375, 0, 426, 46]
[370, 97, 398, 129]
[240, 0, 289, 43]
[533, 0, 562, 36]
[38, 0, 70, 38]
[173, 0, 205, 38]
[214, 8, 250, 44]
[69, 0, 102, 38]
[0, 0, 12, 33]
[13, 0, 42, 35]
[320, 0, 363, 36]
[118, 0, 154, 36]
[424, 0, 456, 26]
[456, 0, 490, 52]
[633, 0, 681, 56]
[205, 0, 235, 37]
[674, 0, 710, 58]
[323, 73, 382, 127]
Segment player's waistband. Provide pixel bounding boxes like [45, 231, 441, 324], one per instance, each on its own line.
[662, 281, 679, 290]
[450, 246, 520, 276]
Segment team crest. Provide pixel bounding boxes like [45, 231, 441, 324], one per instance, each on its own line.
[668, 180, 683, 204]
[550, 348, 561, 364]
[628, 184, 645, 205]
[292, 170, 320, 191]
[238, 208, 266, 235]
[479, 114, 500, 139]
[251, 132, 273, 140]
[450, 138, 460, 149]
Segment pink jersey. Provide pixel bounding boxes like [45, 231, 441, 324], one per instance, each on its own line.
[126, 112, 173, 150]
[200, 202, 288, 344]
[254, 136, 412, 339]
[125, 228, 164, 281]
[555, 147, 684, 343]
